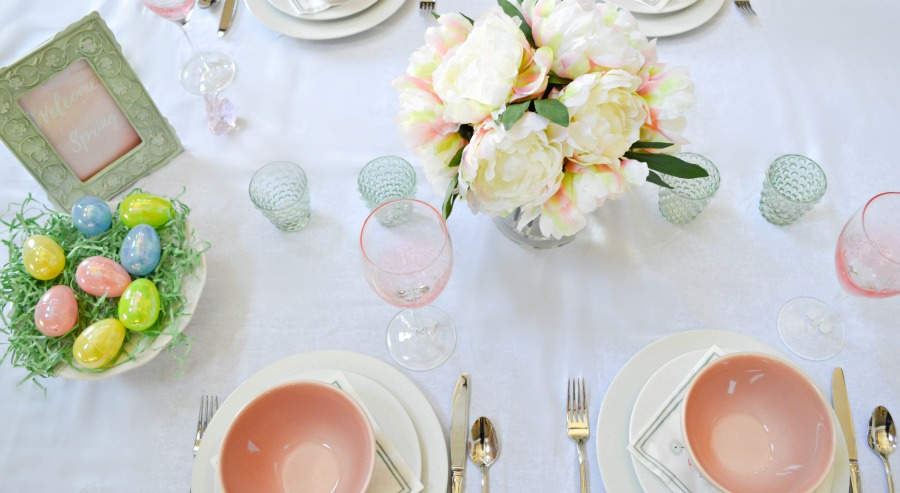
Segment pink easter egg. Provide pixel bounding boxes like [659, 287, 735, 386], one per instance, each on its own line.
[34, 285, 79, 337]
[75, 256, 133, 298]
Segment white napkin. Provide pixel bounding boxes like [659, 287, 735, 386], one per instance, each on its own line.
[211, 371, 424, 493]
[626, 346, 726, 493]
[630, 0, 671, 12]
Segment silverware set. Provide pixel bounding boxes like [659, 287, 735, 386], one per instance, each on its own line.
[449, 374, 502, 493]
[566, 378, 590, 493]
[197, 0, 238, 37]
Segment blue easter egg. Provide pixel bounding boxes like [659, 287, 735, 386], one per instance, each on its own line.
[72, 196, 112, 237]
[119, 224, 161, 276]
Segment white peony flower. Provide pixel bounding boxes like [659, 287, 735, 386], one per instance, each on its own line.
[459, 113, 565, 216]
[550, 70, 647, 166]
[432, 7, 552, 125]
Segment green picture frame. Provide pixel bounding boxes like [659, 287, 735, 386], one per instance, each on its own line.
[0, 11, 182, 211]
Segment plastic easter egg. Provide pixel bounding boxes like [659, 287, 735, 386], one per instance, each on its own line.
[117, 279, 160, 332]
[120, 193, 174, 229]
[33, 285, 79, 337]
[22, 235, 66, 280]
[76, 256, 132, 297]
[71, 196, 112, 237]
[72, 318, 126, 369]
[120, 224, 161, 276]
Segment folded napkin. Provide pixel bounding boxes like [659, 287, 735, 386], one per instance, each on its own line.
[212, 371, 424, 493]
[626, 346, 726, 493]
[630, 0, 671, 12]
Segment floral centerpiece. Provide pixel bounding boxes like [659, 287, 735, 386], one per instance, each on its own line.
[394, 0, 706, 240]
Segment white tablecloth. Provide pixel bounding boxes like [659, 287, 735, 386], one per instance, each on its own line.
[1, 1, 899, 491]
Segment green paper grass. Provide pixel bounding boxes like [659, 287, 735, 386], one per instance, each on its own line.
[0, 191, 208, 385]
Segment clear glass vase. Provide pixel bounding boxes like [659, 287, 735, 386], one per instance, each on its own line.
[492, 207, 579, 249]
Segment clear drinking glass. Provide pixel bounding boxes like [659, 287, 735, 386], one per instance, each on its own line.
[360, 199, 456, 371]
[658, 153, 720, 225]
[778, 192, 900, 360]
[357, 156, 417, 210]
[249, 161, 311, 231]
[139, 0, 236, 95]
[759, 155, 827, 225]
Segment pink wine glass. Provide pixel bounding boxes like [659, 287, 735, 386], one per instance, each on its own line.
[360, 199, 456, 370]
[139, 0, 236, 96]
[778, 192, 900, 360]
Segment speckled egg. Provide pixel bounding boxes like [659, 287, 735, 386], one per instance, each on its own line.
[72, 318, 125, 369]
[120, 224, 161, 276]
[117, 279, 160, 332]
[75, 256, 132, 298]
[22, 235, 66, 281]
[34, 285, 78, 337]
[71, 196, 112, 237]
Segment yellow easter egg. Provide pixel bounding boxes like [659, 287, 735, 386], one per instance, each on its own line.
[120, 193, 174, 229]
[22, 235, 66, 281]
[72, 318, 126, 369]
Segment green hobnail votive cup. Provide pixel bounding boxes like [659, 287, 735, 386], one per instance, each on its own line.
[759, 155, 827, 225]
[357, 156, 417, 210]
[657, 153, 721, 225]
[249, 161, 311, 232]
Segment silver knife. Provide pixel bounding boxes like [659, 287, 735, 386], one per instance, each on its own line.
[833, 367, 862, 493]
[450, 373, 470, 493]
[217, 0, 238, 37]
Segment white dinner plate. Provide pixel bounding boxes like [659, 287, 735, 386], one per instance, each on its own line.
[628, 349, 848, 493]
[191, 350, 448, 492]
[245, 0, 405, 40]
[267, 0, 380, 22]
[607, 0, 698, 16]
[56, 233, 207, 380]
[630, 0, 725, 37]
[597, 329, 850, 493]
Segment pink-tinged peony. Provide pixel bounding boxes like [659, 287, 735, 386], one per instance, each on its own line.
[406, 13, 474, 82]
[522, 0, 650, 79]
[459, 113, 564, 216]
[421, 133, 468, 195]
[550, 70, 647, 166]
[432, 8, 553, 124]
[638, 64, 695, 146]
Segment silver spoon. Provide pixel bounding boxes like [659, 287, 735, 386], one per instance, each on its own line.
[868, 406, 896, 493]
[198, 0, 218, 8]
[469, 417, 499, 493]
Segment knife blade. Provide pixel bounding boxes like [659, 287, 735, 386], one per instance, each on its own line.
[832, 367, 862, 493]
[217, 0, 238, 37]
[449, 373, 470, 493]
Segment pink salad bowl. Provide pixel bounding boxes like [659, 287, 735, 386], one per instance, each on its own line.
[219, 381, 376, 493]
[682, 352, 836, 493]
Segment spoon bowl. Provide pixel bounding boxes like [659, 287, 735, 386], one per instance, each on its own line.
[469, 417, 499, 493]
[868, 406, 897, 493]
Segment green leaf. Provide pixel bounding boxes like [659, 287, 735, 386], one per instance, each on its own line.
[534, 99, 569, 127]
[442, 175, 460, 219]
[431, 11, 440, 20]
[497, 0, 535, 48]
[447, 146, 464, 168]
[630, 141, 674, 150]
[501, 102, 530, 130]
[460, 12, 474, 23]
[625, 152, 709, 179]
[646, 170, 672, 189]
[548, 72, 572, 85]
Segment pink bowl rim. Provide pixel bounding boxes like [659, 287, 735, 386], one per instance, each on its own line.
[681, 352, 836, 493]
[219, 379, 377, 493]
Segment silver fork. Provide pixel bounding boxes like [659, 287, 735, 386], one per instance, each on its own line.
[734, 0, 756, 16]
[419, 0, 435, 12]
[193, 395, 219, 458]
[566, 379, 590, 493]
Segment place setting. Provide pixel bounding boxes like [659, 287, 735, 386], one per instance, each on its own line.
[603, 0, 728, 38]
[242, 0, 405, 40]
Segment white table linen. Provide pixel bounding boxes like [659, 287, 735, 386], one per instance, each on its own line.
[1, 1, 899, 491]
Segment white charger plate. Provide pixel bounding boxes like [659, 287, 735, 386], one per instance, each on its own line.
[267, 0, 379, 22]
[630, 0, 725, 37]
[56, 232, 207, 380]
[245, 0, 404, 40]
[191, 350, 447, 492]
[608, 0, 698, 16]
[597, 330, 850, 492]
[628, 349, 848, 493]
